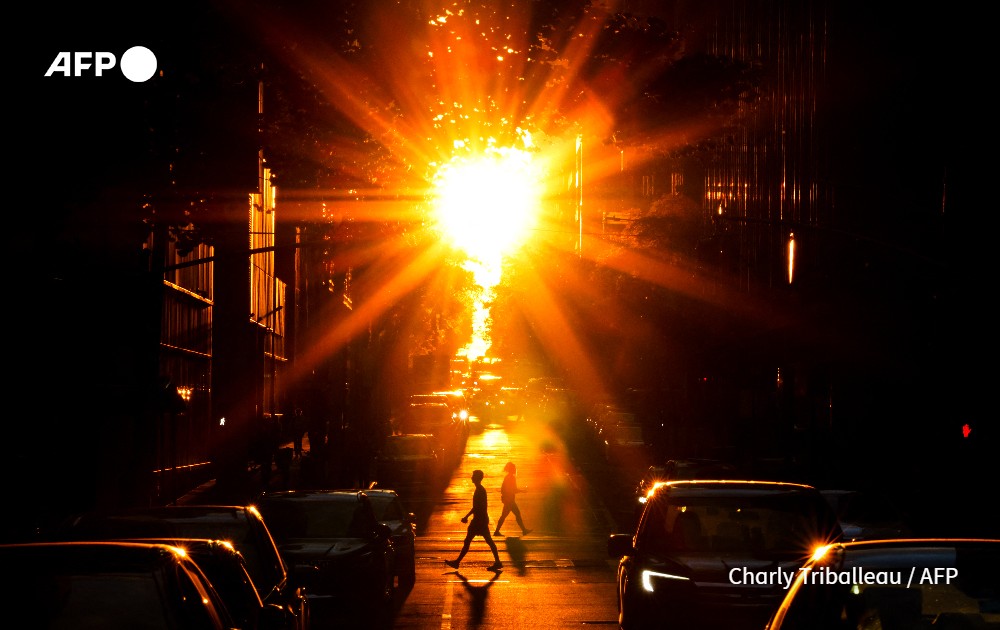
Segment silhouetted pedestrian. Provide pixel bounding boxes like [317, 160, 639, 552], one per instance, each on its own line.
[494, 461, 531, 537]
[445, 470, 502, 571]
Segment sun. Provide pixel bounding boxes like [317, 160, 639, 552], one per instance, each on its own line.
[432, 143, 542, 262]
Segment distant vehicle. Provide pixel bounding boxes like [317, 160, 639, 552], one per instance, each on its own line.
[585, 402, 633, 439]
[765, 538, 1000, 630]
[494, 386, 525, 420]
[51, 505, 309, 629]
[431, 389, 471, 422]
[608, 480, 843, 630]
[360, 487, 417, 587]
[0, 541, 237, 630]
[255, 490, 396, 608]
[820, 488, 912, 542]
[375, 433, 442, 490]
[397, 402, 464, 461]
[602, 419, 653, 472]
[408, 393, 452, 407]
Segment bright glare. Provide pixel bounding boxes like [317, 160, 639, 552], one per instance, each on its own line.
[433, 144, 541, 261]
[810, 544, 831, 562]
[432, 140, 543, 360]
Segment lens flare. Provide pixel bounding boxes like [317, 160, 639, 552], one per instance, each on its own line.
[433, 137, 542, 360]
[433, 140, 541, 260]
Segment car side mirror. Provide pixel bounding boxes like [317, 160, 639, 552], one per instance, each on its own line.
[406, 512, 416, 525]
[377, 523, 392, 539]
[608, 534, 634, 558]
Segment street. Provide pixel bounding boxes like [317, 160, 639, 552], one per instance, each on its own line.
[320, 415, 623, 629]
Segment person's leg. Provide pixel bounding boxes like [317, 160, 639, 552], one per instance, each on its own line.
[511, 502, 529, 534]
[495, 503, 512, 534]
[456, 529, 475, 562]
[482, 530, 501, 564]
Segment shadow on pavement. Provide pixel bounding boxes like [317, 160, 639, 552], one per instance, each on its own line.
[456, 570, 502, 627]
[501, 536, 529, 575]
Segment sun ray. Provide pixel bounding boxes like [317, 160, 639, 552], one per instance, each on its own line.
[238, 2, 794, 390]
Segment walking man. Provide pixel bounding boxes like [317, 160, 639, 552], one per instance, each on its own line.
[446, 470, 503, 571]
[494, 461, 531, 537]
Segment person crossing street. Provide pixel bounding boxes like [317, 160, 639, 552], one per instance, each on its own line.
[445, 469, 503, 571]
[494, 461, 531, 537]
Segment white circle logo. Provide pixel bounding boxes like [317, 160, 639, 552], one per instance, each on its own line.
[120, 46, 157, 82]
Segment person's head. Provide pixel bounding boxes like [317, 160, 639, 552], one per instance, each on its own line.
[471, 469, 485, 484]
[504, 461, 516, 474]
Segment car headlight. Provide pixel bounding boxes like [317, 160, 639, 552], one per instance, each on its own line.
[641, 569, 690, 592]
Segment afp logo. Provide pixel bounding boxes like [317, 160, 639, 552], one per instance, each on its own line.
[44, 46, 158, 83]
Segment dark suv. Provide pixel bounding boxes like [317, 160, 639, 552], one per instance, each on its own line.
[608, 480, 842, 630]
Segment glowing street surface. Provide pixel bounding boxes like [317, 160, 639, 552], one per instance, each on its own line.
[390, 416, 620, 629]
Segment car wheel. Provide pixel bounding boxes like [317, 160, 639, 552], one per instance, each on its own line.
[401, 549, 416, 587]
[619, 576, 648, 630]
[382, 560, 396, 605]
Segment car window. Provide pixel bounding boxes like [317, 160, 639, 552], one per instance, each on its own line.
[23, 572, 172, 630]
[189, 552, 261, 629]
[370, 496, 404, 521]
[171, 561, 233, 630]
[640, 493, 836, 557]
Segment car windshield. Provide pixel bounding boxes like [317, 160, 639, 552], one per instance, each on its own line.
[368, 495, 404, 522]
[259, 498, 372, 539]
[640, 491, 838, 558]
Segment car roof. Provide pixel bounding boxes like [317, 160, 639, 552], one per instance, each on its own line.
[820, 538, 1000, 555]
[0, 540, 191, 570]
[258, 490, 368, 502]
[650, 479, 819, 497]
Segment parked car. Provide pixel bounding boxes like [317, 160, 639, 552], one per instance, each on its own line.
[51, 505, 309, 630]
[255, 490, 396, 607]
[766, 538, 1000, 630]
[0, 541, 236, 630]
[820, 488, 912, 542]
[359, 487, 417, 586]
[608, 480, 843, 630]
[102, 537, 302, 630]
[375, 433, 442, 491]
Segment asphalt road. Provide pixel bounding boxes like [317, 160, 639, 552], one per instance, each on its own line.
[319, 415, 626, 629]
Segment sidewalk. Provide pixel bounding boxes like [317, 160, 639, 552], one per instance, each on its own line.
[174, 445, 298, 507]
[175, 435, 375, 506]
